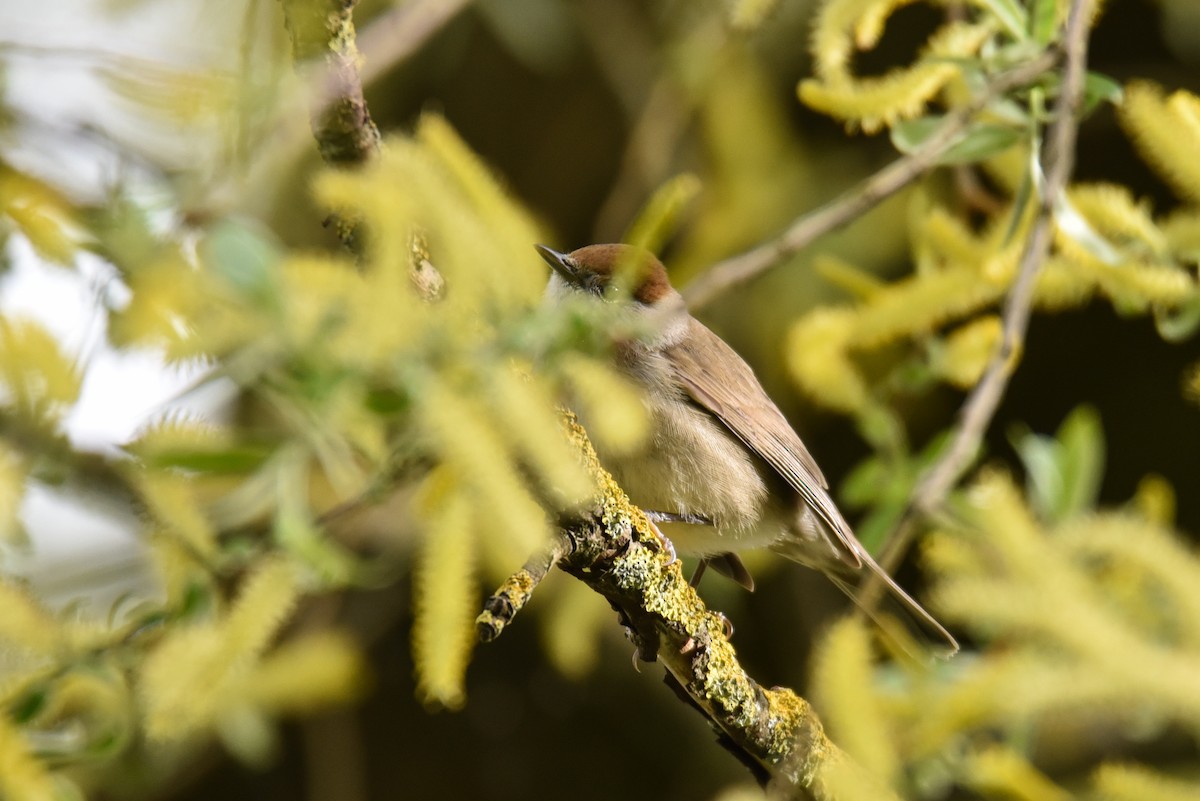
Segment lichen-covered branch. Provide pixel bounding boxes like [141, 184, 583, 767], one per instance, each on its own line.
[280, 0, 381, 169]
[477, 532, 572, 642]
[481, 415, 899, 800]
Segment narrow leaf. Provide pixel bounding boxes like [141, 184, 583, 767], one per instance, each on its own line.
[976, 0, 1029, 40]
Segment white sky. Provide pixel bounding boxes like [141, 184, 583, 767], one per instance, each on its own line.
[0, 0, 249, 607]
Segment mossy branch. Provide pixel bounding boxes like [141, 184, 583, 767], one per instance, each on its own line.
[480, 414, 898, 800]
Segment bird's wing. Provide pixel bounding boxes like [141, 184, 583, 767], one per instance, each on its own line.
[665, 318, 861, 567]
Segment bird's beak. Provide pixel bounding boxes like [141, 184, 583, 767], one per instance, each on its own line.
[535, 244, 579, 285]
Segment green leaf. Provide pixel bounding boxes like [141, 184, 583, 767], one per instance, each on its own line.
[841, 457, 889, 507]
[1010, 406, 1105, 523]
[1030, 0, 1059, 46]
[890, 116, 943, 154]
[976, 0, 1029, 40]
[199, 217, 282, 304]
[939, 125, 1022, 165]
[10, 687, 47, 723]
[891, 118, 1021, 165]
[1055, 405, 1105, 519]
[1083, 71, 1124, 112]
[853, 500, 907, 556]
[144, 444, 273, 473]
[1010, 424, 1062, 520]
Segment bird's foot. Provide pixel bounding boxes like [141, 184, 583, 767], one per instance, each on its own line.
[645, 510, 713, 526]
[642, 517, 678, 565]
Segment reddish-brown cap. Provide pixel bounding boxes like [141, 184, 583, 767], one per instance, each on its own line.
[536, 243, 674, 304]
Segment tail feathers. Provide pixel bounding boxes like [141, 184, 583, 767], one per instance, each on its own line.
[827, 557, 958, 660]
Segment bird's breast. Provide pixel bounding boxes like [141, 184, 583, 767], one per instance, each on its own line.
[585, 353, 784, 554]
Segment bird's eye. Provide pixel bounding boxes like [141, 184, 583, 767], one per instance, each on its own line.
[585, 275, 606, 295]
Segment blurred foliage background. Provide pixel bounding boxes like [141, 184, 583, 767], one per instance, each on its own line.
[0, 0, 1199, 799]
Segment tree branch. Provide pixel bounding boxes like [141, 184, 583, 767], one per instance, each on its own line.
[279, 0, 381, 169]
[871, 0, 1095, 585]
[480, 414, 899, 800]
[681, 50, 1061, 310]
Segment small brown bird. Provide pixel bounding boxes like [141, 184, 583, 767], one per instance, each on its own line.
[537, 243, 957, 655]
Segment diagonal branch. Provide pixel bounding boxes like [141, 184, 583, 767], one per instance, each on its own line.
[871, 0, 1096, 587]
[681, 50, 1060, 310]
[480, 415, 899, 800]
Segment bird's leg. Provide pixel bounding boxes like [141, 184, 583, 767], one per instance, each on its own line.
[643, 511, 711, 570]
[642, 517, 678, 565]
[645, 510, 713, 526]
[690, 558, 710, 587]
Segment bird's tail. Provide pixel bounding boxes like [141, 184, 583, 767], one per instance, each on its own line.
[826, 552, 959, 659]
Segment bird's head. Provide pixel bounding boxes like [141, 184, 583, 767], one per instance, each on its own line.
[536, 243, 677, 307]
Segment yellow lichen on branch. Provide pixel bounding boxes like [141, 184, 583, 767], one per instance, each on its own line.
[476, 414, 901, 800]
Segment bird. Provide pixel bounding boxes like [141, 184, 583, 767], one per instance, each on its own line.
[536, 242, 957, 656]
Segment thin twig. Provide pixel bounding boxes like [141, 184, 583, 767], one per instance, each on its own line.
[476, 532, 573, 642]
[682, 50, 1060, 310]
[871, 0, 1095, 586]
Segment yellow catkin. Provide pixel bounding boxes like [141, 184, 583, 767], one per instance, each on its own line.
[727, 0, 782, 30]
[814, 254, 885, 300]
[623, 173, 702, 258]
[241, 632, 366, 713]
[1160, 208, 1200, 256]
[965, 746, 1072, 801]
[1069, 254, 1194, 309]
[1058, 513, 1200, 646]
[801, 17, 991, 132]
[786, 308, 869, 413]
[411, 480, 476, 709]
[851, 264, 1007, 348]
[0, 318, 81, 413]
[1067, 184, 1167, 254]
[0, 715, 57, 801]
[419, 379, 551, 556]
[416, 114, 544, 303]
[222, 557, 302, 661]
[809, 0, 921, 81]
[812, 619, 899, 784]
[1093, 763, 1200, 801]
[558, 355, 649, 456]
[136, 471, 218, 558]
[1033, 258, 1097, 311]
[1120, 83, 1200, 204]
[140, 558, 300, 741]
[1131, 474, 1176, 527]
[539, 580, 611, 679]
[0, 583, 57, 655]
[140, 625, 228, 740]
[918, 206, 989, 269]
[488, 363, 595, 507]
[936, 315, 1003, 389]
[0, 167, 79, 266]
[0, 445, 27, 544]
